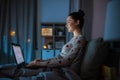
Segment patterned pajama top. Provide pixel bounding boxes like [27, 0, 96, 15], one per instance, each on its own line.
[39, 35, 86, 68]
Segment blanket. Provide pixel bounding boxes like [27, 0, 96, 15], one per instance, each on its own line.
[0, 65, 81, 80]
[17, 68, 81, 80]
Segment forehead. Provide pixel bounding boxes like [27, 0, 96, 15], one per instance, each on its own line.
[66, 16, 74, 21]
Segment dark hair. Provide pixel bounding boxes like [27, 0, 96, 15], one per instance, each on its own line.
[68, 9, 85, 30]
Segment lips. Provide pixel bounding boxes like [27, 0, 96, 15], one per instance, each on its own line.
[66, 24, 70, 28]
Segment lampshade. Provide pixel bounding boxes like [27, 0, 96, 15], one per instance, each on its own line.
[104, 0, 120, 41]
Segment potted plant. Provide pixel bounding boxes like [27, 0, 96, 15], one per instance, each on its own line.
[57, 28, 63, 36]
[48, 42, 53, 49]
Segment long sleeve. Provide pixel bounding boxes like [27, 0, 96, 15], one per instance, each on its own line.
[38, 35, 86, 67]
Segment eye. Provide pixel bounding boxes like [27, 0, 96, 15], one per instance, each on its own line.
[66, 21, 70, 24]
[67, 20, 72, 23]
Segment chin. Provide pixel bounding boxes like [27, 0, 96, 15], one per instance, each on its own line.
[67, 28, 73, 32]
[68, 30, 72, 32]
[68, 29, 71, 32]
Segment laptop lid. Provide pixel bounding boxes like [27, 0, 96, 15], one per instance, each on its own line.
[12, 43, 25, 65]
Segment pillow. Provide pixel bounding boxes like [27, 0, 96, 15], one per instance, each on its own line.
[70, 46, 86, 75]
[80, 38, 109, 80]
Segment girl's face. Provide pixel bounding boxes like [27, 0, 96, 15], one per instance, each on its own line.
[66, 16, 77, 32]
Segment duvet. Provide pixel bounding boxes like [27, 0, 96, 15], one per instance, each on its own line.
[0, 66, 81, 80]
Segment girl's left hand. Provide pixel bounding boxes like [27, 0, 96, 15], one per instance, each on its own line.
[26, 60, 39, 68]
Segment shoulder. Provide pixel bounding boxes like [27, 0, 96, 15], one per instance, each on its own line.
[75, 35, 87, 47]
[75, 35, 86, 42]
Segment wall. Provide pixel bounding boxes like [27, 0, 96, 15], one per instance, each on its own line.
[38, 0, 69, 23]
[92, 0, 108, 39]
[80, 0, 93, 40]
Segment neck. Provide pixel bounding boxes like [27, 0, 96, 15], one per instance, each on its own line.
[73, 29, 82, 37]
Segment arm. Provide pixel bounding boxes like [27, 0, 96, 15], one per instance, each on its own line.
[27, 36, 86, 68]
[37, 36, 86, 67]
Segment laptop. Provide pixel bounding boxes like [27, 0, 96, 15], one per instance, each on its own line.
[12, 43, 28, 69]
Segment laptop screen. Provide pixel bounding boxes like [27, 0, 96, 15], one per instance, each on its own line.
[12, 44, 24, 64]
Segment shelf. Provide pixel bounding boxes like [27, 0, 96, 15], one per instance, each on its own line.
[40, 22, 66, 60]
[55, 35, 66, 37]
[41, 22, 65, 25]
[41, 36, 53, 37]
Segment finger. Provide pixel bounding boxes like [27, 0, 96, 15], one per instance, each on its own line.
[26, 63, 34, 67]
[35, 58, 41, 61]
[36, 59, 41, 62]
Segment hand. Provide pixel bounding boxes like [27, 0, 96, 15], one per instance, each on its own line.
[26, 59, 42, 68]
[34, 58, 42, 62]
[26, 61, 36, 68]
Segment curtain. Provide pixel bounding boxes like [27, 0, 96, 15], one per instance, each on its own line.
[79, 0, 93, 40]
[0, 0, 37, 64]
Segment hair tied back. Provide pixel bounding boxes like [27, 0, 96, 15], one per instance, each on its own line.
[78, 9, 85, 17]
